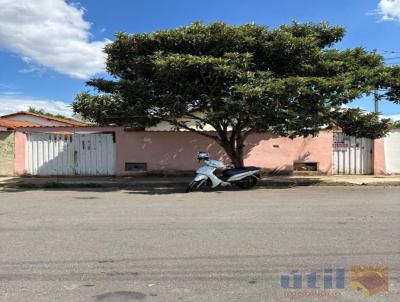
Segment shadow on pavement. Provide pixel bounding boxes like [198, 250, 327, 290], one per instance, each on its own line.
[0, 179, 323, 195]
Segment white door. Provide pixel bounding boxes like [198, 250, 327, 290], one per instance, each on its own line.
[27, 133, 115, 175]
[332, 133, 372, 175]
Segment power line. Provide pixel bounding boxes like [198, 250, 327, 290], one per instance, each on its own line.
[384, 56, 400, 60]
[380, 50, 400, 54]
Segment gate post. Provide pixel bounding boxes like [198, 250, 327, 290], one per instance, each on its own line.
[373, 139, 386, 175]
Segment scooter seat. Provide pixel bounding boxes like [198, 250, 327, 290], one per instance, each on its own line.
[222, 166, 260, 178]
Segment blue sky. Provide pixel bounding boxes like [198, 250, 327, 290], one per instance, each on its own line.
[1, 0, 400, 118]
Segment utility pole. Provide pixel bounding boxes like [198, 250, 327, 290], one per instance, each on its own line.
[374, 90, 379, 114]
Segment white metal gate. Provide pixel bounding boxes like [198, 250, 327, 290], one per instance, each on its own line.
[332, 133, 372, 175]
[27, 133, 115, 175]
[384, 129, 400, 174]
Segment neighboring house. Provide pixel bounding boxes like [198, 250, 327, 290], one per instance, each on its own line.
[384, 128, 400, 174]
[0, 113, 85, 176]
[146, 112, 216, 131]
[0, 118, 39, 130]
[0, 111, 86, 127]
[0, 118, 38, 176]
[0, 111, 390, 176]
[0, 131, 14, 176]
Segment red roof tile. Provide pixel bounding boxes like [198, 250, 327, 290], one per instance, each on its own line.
[0, 118, 39, 129]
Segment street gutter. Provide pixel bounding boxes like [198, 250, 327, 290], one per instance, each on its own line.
[1, 176, 400, 190]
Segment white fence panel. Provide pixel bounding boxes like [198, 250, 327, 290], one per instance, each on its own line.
[27, 133, 115, 176]
[332, 133, 372, 175]
[384, 129, 400, 174]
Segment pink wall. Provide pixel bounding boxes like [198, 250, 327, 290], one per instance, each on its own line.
[14, 127, 334, 175]
[243, 132, 333, 174]
[117, 131, 333, 174]
[373, 138, 386, 175]
[117, 130, 224, 173]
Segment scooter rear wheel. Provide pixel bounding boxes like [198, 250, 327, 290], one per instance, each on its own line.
[236, 176, 258, 189]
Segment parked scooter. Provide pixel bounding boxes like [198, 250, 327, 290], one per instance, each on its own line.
[186, 151, 261, 192]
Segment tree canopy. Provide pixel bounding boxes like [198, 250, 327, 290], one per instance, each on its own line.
[73, 21, 400, 167]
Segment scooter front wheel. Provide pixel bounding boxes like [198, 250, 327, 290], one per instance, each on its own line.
[186, 180, 204, 193]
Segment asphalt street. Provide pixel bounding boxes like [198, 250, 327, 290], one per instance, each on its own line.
[0, 186, 399, 302]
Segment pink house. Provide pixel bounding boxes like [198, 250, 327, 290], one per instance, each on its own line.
[0, 111, 386, 176]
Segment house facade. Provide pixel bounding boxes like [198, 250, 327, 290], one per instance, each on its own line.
[14, 126, 334, 176]
[0, 111, 390, 176]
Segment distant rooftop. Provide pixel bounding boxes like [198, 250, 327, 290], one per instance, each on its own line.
[0, 118, 39, 129]
[0, 111, 87, 127]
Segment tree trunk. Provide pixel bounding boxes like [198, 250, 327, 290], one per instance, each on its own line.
[236, 143, 245, 167]
[197, 123, 248, 168]
[219, 140, 245, 168]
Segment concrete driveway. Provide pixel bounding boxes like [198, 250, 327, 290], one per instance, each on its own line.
[0, 187, 399, 301]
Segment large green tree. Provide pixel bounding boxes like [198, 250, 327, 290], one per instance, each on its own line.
[73, 22, 399, 167]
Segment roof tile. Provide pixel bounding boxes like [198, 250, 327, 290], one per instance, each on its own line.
[0, 118, 40, 129]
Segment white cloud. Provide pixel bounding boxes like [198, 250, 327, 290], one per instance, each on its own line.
[0, 95, 73, 117]
[377, 0, 400, 21]
[0, 0, 108, 79]
[18, 65, 47, 76]
[385, 113, 400, 120]
[0, 92, 23, 96]
[0, 83, 15, 89]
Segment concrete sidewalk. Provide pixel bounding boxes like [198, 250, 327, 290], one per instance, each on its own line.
[1, 174, 400, 189]
[0, 176, 191, 189]
[286, 174, 400, 185]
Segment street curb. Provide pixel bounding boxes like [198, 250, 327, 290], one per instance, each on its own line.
[2, 179, 400, 190]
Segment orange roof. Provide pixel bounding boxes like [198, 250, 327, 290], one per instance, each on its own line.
[0, 118, 39, 129]
[45, 131, 74, 135]
[0, 111, 87, 126]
